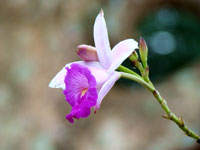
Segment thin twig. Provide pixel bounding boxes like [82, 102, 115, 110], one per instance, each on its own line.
[120, 71, 200, 142]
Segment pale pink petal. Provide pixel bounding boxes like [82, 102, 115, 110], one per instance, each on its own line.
[93, 10, 111, 69]
[49, 61, 107, 90]
[80, 61, 109, 88]
[79, 61, 103, 69]
[108, 39, 138, 73]
[90, 67, 110, 89]
[96, 72, 121, 109]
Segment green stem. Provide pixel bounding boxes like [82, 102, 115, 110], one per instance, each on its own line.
[120, 72, 200, 141]
[117, 65, 142, 79]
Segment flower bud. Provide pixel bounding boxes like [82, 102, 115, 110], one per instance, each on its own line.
[129, 51, 144, 73]
[129, 51, 139, 62]
[77, 45, 98, 61]
[144, 66, 149, 78]
[139, 37, 148, 68]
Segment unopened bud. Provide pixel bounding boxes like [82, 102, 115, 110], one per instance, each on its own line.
[77, 45, 98, 61]
[139, 37, 148, 68]
[144, 66, 149, 78]
[129, 51, 139, 62]
[129, 50, 144, 73]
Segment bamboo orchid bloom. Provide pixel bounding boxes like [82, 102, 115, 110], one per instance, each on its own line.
[49, 10, 138, 123]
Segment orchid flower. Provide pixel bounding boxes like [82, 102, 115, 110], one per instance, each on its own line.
[49, 10, 138, 123]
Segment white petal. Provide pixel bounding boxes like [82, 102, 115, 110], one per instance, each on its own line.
[49, 61, 105, 90]
[108, 39, 138, 73]
[96, 71, 121, 109]
[93, 10, 112, 69]
[49, 64, 70, 89]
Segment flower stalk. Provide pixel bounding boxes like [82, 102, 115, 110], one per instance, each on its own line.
[117, 65, 142, 79]
[121, 37, 200, 142]
[120, 71, 200, 142]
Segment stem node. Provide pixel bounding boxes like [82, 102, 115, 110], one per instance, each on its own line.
[179, 116, 184, 126]
[162, 115, 170, 120]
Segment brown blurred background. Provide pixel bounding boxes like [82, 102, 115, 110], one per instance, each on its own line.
[1, 0, 200, 150]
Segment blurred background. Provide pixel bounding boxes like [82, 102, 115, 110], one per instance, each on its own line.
[1, 0, 200, 149]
